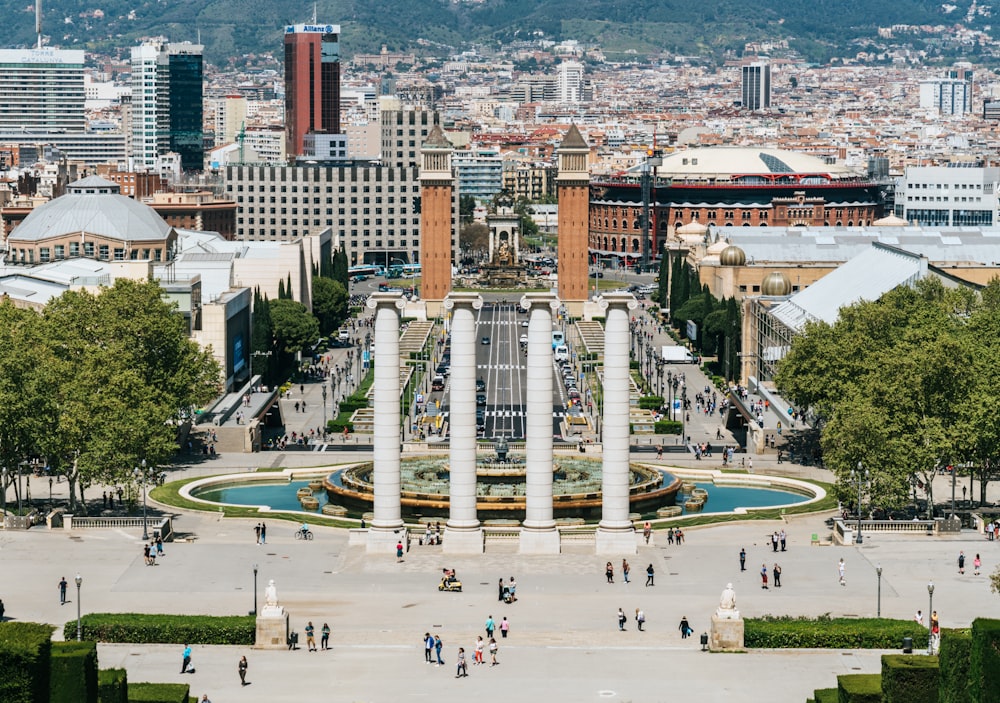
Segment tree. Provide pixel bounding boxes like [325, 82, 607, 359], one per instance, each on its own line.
[270, 298, 320, 355]
[460, 222, 490, 259]
[251, 288, 275, 383]
[656, 253, 670, 308]
[312, 277, 348, 335]
[459, 194, 477, 224]
[332, 246, 348, 288]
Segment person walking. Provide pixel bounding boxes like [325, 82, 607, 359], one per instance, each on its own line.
[474, 636, 484, 665]
[58, 577, 67, 605]
[760, 563, 768, 589]
[773, 563, 782, 588]
[305, 622, 317, 652]
[605, 561, 614, 583]
[424, 633, 434, 663]
[643, 521, 651, 544]
[485, 615, 496, 639]
[181, 644, 192, 674]
[259, 522, 266, 544]
[635, 608, 645, 631]
[455, 647, 468, 678]
[500, 616, 510, 638]
[498, 578, 505, 602]
[678, 616, 691, 639]
[838, 558, 846, 586]
[238, 656, 248, 686]
[645, 563, 655, 586]
[254, 523, 261, 544]
[779, 529, 787, 551]
[508, 576, 517, 602]
[434, 635, 444, 666]
[958, 551, 966, 575]
[739, 548, 746, 572]
[974, 553, 981, 576]
[914, 610, 923, 626]
[396, 541, 404, 563]
[321, 623, 330, 651]
[488, 637, 499, 666]
[622, 559, 630, 584]
[617, 607, 627, 631]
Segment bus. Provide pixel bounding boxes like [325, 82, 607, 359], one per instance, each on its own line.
[349, 264, 385, 279]
[388, 263, 421, 279]
[551, 330, 565, 349]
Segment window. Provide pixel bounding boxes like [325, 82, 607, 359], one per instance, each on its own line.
[98, 245, 109, 260]
[39, 247, 50, 262]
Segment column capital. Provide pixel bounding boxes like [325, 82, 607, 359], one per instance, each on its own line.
[520, 291, 560, 312]
[366, 291, 406, 311]
[597, 291, 638, 312]
[443, 291, 483, 311]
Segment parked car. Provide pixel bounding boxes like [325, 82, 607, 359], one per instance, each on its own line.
[476, 378, 486, 392]
[481, 336, 491, 345]
[476, 393, 487, 406]
[431, 375, 445, 391]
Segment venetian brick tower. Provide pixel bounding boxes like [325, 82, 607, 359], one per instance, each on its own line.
[557, 125, 590, 316]
[419, 124, 455, 315]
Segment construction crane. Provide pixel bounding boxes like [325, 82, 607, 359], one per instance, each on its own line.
[236, 121, 247, 164]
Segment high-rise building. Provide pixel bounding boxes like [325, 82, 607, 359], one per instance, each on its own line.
[451, 148, 503, 201]
[919, 76, 972, 116]
[213, 95, 248, 147]
[741, 61, 771, 111]
[556, 61, 586, 104]
[130, 40, 204, 172]
[0, 48, 85, 133]
[284, 23, 341, 159]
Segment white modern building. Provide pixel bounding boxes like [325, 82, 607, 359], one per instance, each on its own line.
[451, 148, 503, 201]
[918, 77, 973, 116]
[0, 48, 85, 133]
[556, 61, 586, 104]
[894, 165, 1000, 227]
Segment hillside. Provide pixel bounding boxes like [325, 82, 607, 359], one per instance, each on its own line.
[2, 0, 986, 64]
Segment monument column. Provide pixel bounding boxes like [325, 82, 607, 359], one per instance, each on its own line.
[596, 291, 638, 555]
[519, 291, 561, 554]
[444, 292, 484, 553]
[556, 124, 591, 318]
[366, 291, 406, 553]
[419, 124, 455, 318]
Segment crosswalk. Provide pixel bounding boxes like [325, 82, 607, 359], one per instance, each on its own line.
[416, 409, 572, 420]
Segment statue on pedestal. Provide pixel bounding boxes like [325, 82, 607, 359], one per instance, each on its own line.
[715, 582, 740, 620]
[261, 578, 284, 617]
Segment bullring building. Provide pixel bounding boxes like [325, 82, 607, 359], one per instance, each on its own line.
[588, 147, 887, 264]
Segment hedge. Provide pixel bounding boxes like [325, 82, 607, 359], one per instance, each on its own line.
[50, 641, 98, 703]
[837, 674, 882, 703]
[814, 689, 838, 703]
[638, 396, 663, 410]
[970, 618, 1000, 702]
[745, 616, 928, 649]
[0, 621, 54, 703]
[881, 654, 938, 703]
[937, 628, 972, 703]
[99, 668, 128, 703]
[65, 614, 255, 645]
[654, 420, 682, 435]
[127, 682, 190, 703]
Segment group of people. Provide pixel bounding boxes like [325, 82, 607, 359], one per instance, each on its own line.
[253, 522, 268, 544]
[616, 607, 646, 631]
[769, 530, 787, 552]
[498, 576, 517, 603]
[422, 522, 443, 546]
[759, 562, 782, 589]
[605, 560, 655, 586]
[303, 621, 331, 651]
[424, 622, 501, 679]
[142, 538, 163, 565]
[957, 551, 982, 576]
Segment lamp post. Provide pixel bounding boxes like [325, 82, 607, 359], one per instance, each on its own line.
[1, 467, 6, 518]
[911, 474, 918, 516]
[876, 564, 882, 617]
[136, 459, 149, 541]
[927, 581, 935, 654]
[851, 462, 869, 544]
[251, 563, 259, 616]
[49, 477, 53, 508]
[74, 573, 82, 641]
[322, 384, 328, 426]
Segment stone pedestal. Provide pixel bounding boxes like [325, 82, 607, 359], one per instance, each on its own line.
[710, 614, 745, 652]
[595, 527, 637, 555]
[367, 526, 407, 555]
[519, 527, 561, 555]
[254, 609, 289, 649]
[442, 526, 485, 554]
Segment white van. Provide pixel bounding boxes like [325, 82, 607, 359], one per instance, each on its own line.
[554, 344, 569, 362]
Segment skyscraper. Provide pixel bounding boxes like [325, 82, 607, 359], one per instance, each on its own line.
[130, 40, 204, 172]
[741, 61, 771, 111]
[0, 48, 85, 133]
[284, 23, 341, 159]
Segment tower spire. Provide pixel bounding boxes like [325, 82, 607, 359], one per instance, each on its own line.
[312, 2, 317, 23]
[35, 0, 42, 49]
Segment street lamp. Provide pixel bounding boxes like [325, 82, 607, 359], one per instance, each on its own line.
[135, 459, 149, 541]
[911, 474, 919, 516]
[876, 564, 882, 617]
[851, 462, 869, 544]
[251, 564, 259, 616]
[927, 581, 935, 654]
[74, 573, 82, 641]
[322, 384, 328, 426]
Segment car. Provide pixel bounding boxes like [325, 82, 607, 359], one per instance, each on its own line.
[476, 393, 487, 406]
[568, 389, 581, 401]
[521, 320, 529, 327]
[436, 363, 450, 376]
[431, 375, 445, 391]
[591, 271, 604, 278]
[476, 378, 486, 392]
[378, 284, 389, 292]
[519, 334, 529, 345]
[475, 408, 486, 428]
[481, 336, 491, 345]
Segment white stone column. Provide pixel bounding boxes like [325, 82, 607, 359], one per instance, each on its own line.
[443, 292, 484, 553]
[596, 291, 638, 555]
[519, 292, 561, 554]
[366, 292, 407, 553]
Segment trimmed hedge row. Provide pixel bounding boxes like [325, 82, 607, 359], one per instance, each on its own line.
[0, 621, 55, 703]
[99, 668, 128, 703]
[938, 628, 973, 703]
[64, 614, 255, 645]
[127, 682, 190, 703]
[837, 674, 882, 703]
[746, 616, 928, 649]
[654, 420, 683, 435]
[813, 689, 838, 703]
[50, 641, 98, 703]
[970, 618, 1000, 702]
[881, 654, 938, 703]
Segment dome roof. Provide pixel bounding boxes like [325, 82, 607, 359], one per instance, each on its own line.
[658, 147, 861, 181]
[706, 239, 729, 255]
[761, 271, 793, 296]
[872, 214, 909, 227]
[675, 219, 709, 235]
[9, 192, 172, 243]
[720, 245, 747, 266]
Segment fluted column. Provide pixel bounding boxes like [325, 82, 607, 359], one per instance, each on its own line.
[519, 292, 561, 554]
[365, 292, 406, 552]
[444, 292, 485, 553]
[596, 291, 638, 555]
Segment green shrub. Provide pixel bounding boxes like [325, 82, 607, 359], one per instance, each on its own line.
[970, 618, 1000, 702]
[837, 674, 882, 703]
[64, 614, 254, 645]
[50, 641, 98, 703]
[881, 654, 938, 703]
[814, 689, 838, 703]
[654, 420, 682, 435]
[937, 628, 972, 703]
[127, 682, 190, 703]
[98, 668, 128, 703]
[745, 616, 928, 649]
[638, 396, 663, 410]
[0, 621, 54, 703]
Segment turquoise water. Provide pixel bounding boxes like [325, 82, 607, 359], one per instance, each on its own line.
[191, 474, 810, 515]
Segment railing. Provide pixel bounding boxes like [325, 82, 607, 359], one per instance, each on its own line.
[64, 515, 173, 540]
[833, 517, 938, 544]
